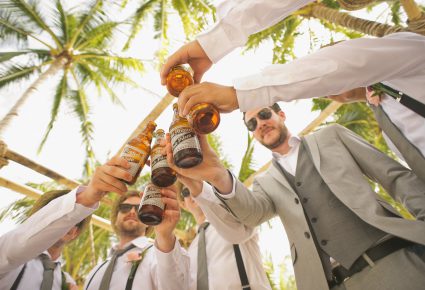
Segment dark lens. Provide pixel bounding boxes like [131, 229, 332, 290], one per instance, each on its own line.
[119, 204, 138, 213]
[246, 118, 257, 131]
[258, 108, 272, 120]
[181, 187, 190, 198]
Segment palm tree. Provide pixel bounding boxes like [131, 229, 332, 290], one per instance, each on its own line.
[122, 0, 215, 63]
[0, 0, 145, 174]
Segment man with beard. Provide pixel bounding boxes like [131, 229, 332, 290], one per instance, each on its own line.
[84, 188, 189, 290]
[166, 103, 425, 290]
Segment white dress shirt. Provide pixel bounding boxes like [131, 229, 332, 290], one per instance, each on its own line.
[84, 236, 189, 290]
[193, 184, 271, 290]
[197, 1, 425, 159]
[0, 187, 97, 289]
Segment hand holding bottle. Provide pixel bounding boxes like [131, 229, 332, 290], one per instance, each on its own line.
[160, 40, 212, 85]
[178, 82, 239, 116]
[78, 156, 132, 207]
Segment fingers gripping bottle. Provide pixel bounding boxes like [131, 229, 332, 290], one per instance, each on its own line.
[166, 65, 220, 134]
[120, 121, 156, 185]
[150, 129, 177, 187]
[169, 103, 203, 168]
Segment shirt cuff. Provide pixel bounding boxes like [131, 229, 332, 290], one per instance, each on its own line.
[155, 238, 185, 269]
[235, 87, 272, 112]
[211, 170, 236, 199]
[197, 23, 241, 63]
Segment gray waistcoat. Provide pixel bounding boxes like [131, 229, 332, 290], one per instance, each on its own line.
[275, 140, 395, 270]
[371, 105, 425, 183]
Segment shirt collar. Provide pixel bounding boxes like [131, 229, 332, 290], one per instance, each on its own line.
[112, 236, 154, 252]
[271, 135, 301, 159]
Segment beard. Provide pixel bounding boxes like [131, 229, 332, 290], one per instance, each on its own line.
[116, 219, 146, 238]
[260, 123, 288, 149]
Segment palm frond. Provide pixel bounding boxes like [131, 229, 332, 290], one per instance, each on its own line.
[0, 61, 50, 89]
[37, 72, 67, 153]
[0, 0, 62, 48]
[52, 0, 69, 44]
[238, 132, 256, 183]
[207, 133, 232, 170]
[153, 0, 168, 40]
[75, 21, 121, 51]
[123, 0, 157, 51]
[68, 0, 104, 47]
[68, 70, 96, 177]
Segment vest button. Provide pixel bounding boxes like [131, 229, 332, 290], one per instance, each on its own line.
[304, 232, 310, 239]
[296, 181, 302, 186]
[302, 198, 308, 203]
[294, 198, 299, 204]
[311, 217, 317, 223]
[321, 240, 328, 246]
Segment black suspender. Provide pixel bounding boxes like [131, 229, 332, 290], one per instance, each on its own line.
[125, 245, 153, 290]
[233, 244, 251, 290]
[370, 83, 425, 118]
[10, 264, 26, 290]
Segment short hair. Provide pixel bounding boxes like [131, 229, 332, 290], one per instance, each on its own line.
[29, 190, 91, 233]
[243, 103, 282, 122]
[110, 191, 153, 236]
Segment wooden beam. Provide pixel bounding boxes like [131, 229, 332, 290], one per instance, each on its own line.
[5, 149, 80, 188]
[0, 176, 112, 232]
[243, 101, 342, 187]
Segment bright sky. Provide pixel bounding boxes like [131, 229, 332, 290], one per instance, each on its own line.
[0, 0, 414, 283]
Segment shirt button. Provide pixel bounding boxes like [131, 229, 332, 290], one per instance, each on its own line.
[302, 198, 308, 203]
[294, 198, 299, 204]
[311, 217, 317, 223]
[304, 232, 310, 239]
[296, 181, 302, 187]
[321, 240, 328, 246]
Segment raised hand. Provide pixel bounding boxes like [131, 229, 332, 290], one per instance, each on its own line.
[178, 82, 239, 116]
[160, 40, 212, 85]
[165, 133, 233, 195]
[154, 185, 180, 252]
[78, 156, 132, 206]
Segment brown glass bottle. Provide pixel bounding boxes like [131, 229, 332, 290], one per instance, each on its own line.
[166, 65, 220, 134]
[150, 129, 177, 187]
[119, 121, 156, 185]
[169, 103, 203, 168]
[138, 183, 164, 225]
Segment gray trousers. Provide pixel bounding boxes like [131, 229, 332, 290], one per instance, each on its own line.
[332, 245, 425, 290]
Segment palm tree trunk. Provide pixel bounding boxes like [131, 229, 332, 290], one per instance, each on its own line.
[400, 0, 423, 21]
[303, 4, 417, 37]
[0, 57, 67, 137]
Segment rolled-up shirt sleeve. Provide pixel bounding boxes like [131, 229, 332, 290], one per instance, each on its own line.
[197, 0, 312, 63]
[234, 32, 425, 111]
[0, 187, 97, 275]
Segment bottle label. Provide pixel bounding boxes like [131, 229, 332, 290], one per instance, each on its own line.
[120, 145, 148, 177]
[141, 185, 164, 209]
[170, 125, 200, 155]
[151, 153, 169, 170]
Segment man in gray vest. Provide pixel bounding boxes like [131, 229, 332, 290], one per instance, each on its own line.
[328, 86, 425, 183]
[166, 103, 425, 290]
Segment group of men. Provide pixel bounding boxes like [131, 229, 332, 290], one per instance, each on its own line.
[1, 0, 425, 289]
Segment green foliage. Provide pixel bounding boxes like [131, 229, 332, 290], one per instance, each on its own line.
[238, 132, 256, 183]
[207, 133, 233, 170]
[0, 0, 145, 174]
[246, 16, 302, 64]
[263, 254, 296, 290]
[390, 1, 402, 26]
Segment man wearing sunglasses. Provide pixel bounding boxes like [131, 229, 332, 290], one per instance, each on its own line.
[166, 103, 425, 290]
[84, 185, 189, 290]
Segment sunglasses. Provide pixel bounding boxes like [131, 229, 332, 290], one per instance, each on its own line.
[245, 108, 273, 131]
[118, 203, 139, 214]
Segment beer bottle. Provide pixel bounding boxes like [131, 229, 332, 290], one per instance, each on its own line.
[166, 65, 220, 134]
[150, 129, 177, 187]
[169, 103, 203, 168]
[119, 121, 156, 185]
[138, 183, 164, 225]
